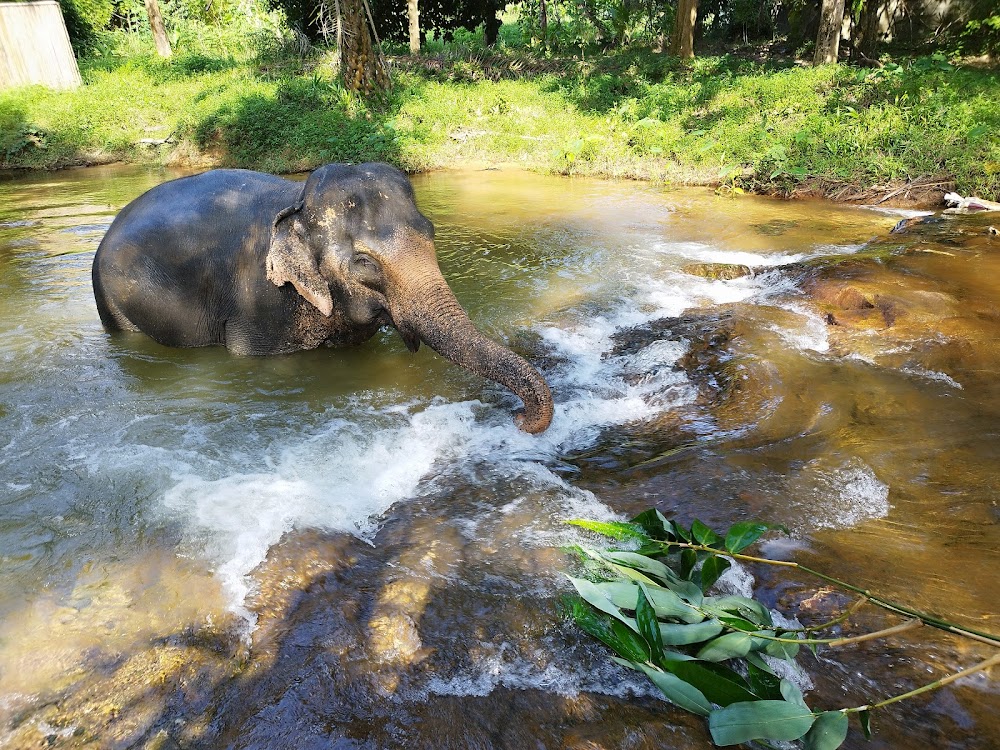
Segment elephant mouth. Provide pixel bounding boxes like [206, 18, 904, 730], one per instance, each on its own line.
[394, 320, 422, 353]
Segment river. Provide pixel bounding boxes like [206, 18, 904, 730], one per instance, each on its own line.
[0, 165, 997, 748]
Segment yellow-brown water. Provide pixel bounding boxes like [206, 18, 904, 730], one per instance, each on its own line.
[0, 166, 997, 749]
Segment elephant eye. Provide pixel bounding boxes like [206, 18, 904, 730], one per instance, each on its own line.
[352, 252, 382, 278]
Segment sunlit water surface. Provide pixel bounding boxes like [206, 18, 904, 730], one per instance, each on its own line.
[0, 165, 997, 749]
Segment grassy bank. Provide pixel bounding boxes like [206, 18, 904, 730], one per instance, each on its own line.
[2, 31, 998, 201]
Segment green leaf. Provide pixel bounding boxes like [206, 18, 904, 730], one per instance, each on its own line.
[859, 709, 873, 739]
[567, 519, 650, 543]
[692, 519, 724, 547]
[635, 662, 712, 717]
[568, 599, 649, 662]
[636, 585, 664, 656]
[610, 655, 640, 672]
[703, 595, 773, 627]
[696, 631, 753, 662]
[803, 711, 849, 750]
[749, 630, 776, 652]
[745, 651, 775, 673]
[594, 580, 701, 622]
[593, 580, 642, 609]
[680, 548, 697, 580]
[670, 520, 692, 542]
[661, 649, 697, 662]
[566, 576, 637, 630]
[654, 580, 703, 606]
[699, 555, 731, 592]
[659, 619, 724, 646]
[664, 577, 705, 606]
[602, 551, 679, 584]
[645, 586, 704, 623]
[968, 123, 989, 140]
[746, 656, 783, 700]
[765, 634, 801, 660]
[664, 660, 759, 706]
[631, 509, 672, 540]
[780, 678, 808, 708]
[718, 615, 758, 632]
[724, 522, 770, 554]
[709, 700, 816, 745]
[606, 561, 659, 585]
[599, 552, 705, 605]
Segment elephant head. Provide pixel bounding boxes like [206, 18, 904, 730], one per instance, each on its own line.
[264, 163, 554, 434]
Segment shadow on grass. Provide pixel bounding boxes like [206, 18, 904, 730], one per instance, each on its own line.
[538, 51, 798, 119]
[190, 83, 405, 171]
[0, 100, 47, 169]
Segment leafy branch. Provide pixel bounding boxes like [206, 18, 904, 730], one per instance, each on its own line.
[563, 510, 1000, 748]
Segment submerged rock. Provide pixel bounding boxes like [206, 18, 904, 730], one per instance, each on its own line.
[680, 262, 754, 280]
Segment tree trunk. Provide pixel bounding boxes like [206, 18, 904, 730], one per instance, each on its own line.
[814, 0, 846, 65]
[669, 0, 697, 59]
[407, 0, 419, 54]
[854, 0, 882, 60]
[484, 0, 501, 46]
[144, 0, 172, 57]
[539, 0, 547, 48]
[341, 0, 389, 94]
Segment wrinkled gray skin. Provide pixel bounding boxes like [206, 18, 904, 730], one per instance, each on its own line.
[92, 163, 553, 433]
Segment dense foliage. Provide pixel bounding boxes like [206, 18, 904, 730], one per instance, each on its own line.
[52, 0, 1000, 58]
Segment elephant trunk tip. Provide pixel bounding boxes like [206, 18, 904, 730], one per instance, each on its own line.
[512, 380, 554, 435]
[514, 407, 553, 435]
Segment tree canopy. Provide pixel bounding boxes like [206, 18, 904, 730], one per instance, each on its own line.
[59, 0, 1000, 63]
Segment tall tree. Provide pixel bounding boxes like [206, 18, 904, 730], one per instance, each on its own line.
[670, 0, 697, 58]
[407, 0, 419, 53]
[144, 0, 172, 57]
[814, 0, 846, 64]
[539, 0, 547, 49]
[853, 0, 882, 61]
[341, 0, 390, 93]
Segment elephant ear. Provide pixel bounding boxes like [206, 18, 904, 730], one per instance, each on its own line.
[265, 201, 334, 317]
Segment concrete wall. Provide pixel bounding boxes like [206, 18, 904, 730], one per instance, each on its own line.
[0, 1, 82, 89]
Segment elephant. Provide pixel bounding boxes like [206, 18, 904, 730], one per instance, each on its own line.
[91, 163, 553, 434]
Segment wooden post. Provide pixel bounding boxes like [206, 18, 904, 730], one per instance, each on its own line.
[144, 0, 172, 58]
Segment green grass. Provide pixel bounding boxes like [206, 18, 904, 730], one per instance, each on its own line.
[2, 30, 998, 201]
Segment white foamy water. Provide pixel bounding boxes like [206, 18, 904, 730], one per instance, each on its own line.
[667, 242, 812, 267]
[901, 365, 963, 390]
[774, 301, 831, 353]
[786, 458, 891, 531]
[419, 633, 660, 701]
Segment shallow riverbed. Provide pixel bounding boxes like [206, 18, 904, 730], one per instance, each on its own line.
[0, 165, 997, 749]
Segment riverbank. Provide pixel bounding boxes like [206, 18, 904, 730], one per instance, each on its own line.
[1, 37, 998, 203]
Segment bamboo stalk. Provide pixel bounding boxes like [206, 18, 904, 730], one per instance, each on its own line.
[844, 651, 1000, 713]
[826, 618, 922, 647]
[652, 540, 1000, 648]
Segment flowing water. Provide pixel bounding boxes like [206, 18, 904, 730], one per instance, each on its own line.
[0, 165, 997, 749]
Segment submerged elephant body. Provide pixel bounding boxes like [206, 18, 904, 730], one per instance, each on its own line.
[92, 163, 553, 433]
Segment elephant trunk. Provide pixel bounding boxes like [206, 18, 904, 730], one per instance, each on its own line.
[391, 272, 554, 434]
